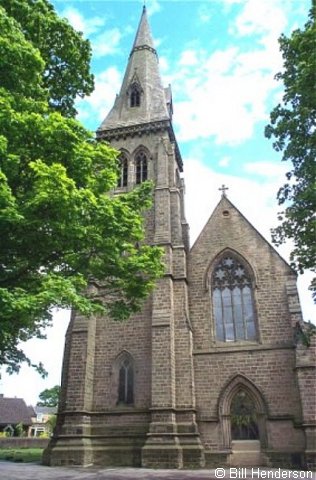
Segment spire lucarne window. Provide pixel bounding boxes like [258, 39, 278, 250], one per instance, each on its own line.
[212, 255, 257, 342]
[130, 83, 141, 107]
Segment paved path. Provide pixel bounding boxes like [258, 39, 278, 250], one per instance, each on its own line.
[0, 462, 315, 480]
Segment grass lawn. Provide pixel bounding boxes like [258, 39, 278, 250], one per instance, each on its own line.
[0, 448, 43, 463]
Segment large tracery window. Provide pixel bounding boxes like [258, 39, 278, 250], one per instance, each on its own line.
[118, 357, 134, 405]
[212, 255, 257, 342]
[135, 151, 148, 184]
[117, 154, 128, 188]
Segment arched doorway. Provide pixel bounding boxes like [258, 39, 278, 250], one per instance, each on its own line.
[219, 375, 267, 466]
[231, 390, 259, 440]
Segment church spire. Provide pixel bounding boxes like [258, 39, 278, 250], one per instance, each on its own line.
[97, 6, 171, 135]
[130, 5, 156, 56]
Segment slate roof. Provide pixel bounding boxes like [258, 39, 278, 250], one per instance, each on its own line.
[34, 406, 57, 415]
[0, 395, 33, 426]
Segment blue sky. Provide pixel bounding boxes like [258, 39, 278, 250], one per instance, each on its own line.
[1, 0, 314, 404]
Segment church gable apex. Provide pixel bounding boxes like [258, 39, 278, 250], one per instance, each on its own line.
[190, 194, 293, 274]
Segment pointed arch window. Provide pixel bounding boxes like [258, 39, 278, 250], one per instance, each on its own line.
[135, 151, 148, 184]
[212, 255, 257, 342]
[231, 390, 259, 440]
[130, 83, 141, 107]
[118, 357, 134, 405]
[117, 154, 128, 188]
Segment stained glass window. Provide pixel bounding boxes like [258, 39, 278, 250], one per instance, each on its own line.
[212, 255, 257, 342]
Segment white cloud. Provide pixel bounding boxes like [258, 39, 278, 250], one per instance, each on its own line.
[159, 0, 295, 146]
[159, 56, 169, 72]
[232, 0, 287, 38]
[205, 47, 238, 75]
[173, 58, 273, 144]
[61, 7, 125, 59]
[61, 6, 106, 36]
[179, 49, 199, 67]
[197, 4, 213, 24]
[92, 29, 122, 58]
[219, 156, 231, 167]
[147, 0, 162, 17]
[77, 67, 122, 124]
[244, 161, 288, 178]
[153, 36, 164, 49]
[163, 8, 286, 145]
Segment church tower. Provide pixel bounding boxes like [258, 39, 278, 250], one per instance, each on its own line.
[44, 7, 205, 468]
[44, 7, 315, 470]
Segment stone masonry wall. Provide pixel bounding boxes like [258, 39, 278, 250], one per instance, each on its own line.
[188, 195, 305, 456]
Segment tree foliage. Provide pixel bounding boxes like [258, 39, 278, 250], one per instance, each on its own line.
[265, 4, 316, 299]
[0, 6, 163, 374]
[37, 385, 60, 407]
[0, 0, 94, 117]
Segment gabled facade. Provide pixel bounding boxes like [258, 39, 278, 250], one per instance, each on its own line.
[189, 194, 315, 468]
[30, 406, 57, 437]
[44, 7, 316, 470]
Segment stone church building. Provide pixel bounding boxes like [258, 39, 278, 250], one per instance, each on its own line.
[44, 7, 315, 469]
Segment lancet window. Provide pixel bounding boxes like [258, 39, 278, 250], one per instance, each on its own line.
[117, 154, 128, 188]
[212, 255, 257, 342]
[135, 151, 148, 184]
[117, 357, 134, 405]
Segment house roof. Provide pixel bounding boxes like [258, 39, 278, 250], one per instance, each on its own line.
[0, 395, 33, 426]
[34, 406, 57, 415]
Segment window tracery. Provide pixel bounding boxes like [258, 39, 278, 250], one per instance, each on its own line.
[212, 255, 257, 342]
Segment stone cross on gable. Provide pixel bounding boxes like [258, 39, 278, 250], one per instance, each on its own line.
[219, 184, 229, 197]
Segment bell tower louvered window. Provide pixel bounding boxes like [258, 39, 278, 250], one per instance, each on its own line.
[117, 154, 128, 188]
[212, 255, 257, 342]
[135, 151, 148, 184]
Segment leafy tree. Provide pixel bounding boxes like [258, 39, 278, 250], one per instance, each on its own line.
[37, 385, 60, 407]
[14, 421, 26, 437]
[265, 4, 316, 299]
[0, 7, 163, 374]
[0, 0, 94, 117]
[45, 414, 57, 435]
